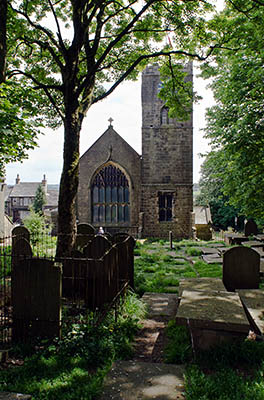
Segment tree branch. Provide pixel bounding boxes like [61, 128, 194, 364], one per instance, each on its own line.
[92, 46, 219, 104]
[9, 69, 64, 121]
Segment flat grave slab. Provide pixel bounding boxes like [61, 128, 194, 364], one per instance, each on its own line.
[178, 277, 226, 296]
[202, 254, 223, 264]
[238, 289, 264, 335]
[176, 289, 250, 350]
[254, 234, 264, 241]
[252, 247, 264, 257]
[224, 234, 248, 246]
[241, 241, 264, 248]
[200, 247, 219, 255]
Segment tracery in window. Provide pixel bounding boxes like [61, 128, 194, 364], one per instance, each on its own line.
[158, 192, 173, 222]
[92, 165, 130, 224]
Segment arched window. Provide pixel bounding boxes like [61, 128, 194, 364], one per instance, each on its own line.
[161, 107, 169, 125]
[91, 165, 130, 224]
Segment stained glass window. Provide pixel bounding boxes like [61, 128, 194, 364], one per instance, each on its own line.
[92, 165, 130, 224]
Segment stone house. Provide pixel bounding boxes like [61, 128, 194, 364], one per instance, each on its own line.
[77, 64, 193, 239]
[6, 174, 59, 223]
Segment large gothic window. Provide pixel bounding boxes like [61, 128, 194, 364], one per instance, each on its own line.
[92, 165, 130, 224]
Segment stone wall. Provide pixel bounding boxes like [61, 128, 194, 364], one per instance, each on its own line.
[77, 125, 141, 234]
[140, 64, 193, 239]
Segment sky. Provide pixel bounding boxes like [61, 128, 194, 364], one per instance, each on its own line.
[5, 63, 213, 185]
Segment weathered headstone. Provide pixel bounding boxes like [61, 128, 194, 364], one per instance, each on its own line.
[245, 219, 258, 237]
[75, 223, 95, 249]
[12, 259, 62, 341]
[11, 238, 33, 270]
[223, 246, 260, 291]
[12, 226, 30, 246]
[113, 232, 130, 244]
[77, 223, 95, 234]
[83, 235, 111, 258]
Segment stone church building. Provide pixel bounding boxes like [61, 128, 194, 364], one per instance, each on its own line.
[77, 64, 193, 239]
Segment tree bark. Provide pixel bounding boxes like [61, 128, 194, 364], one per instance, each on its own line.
[0, 0, 7, 83]
[56, 106, 82, 258]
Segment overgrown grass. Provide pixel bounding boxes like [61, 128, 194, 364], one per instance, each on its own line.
[134, 237, 264, 399]
[0, 291, 146, 400]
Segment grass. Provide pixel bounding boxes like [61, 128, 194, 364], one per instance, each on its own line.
[3, 235, 264, 399]
[133, 237, 264, 400]
[0, 290, 146, 400]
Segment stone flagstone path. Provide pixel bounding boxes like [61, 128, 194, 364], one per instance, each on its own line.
[99, 293, 186, 400]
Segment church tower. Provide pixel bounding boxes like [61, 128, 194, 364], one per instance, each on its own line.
[140, 64, 193, 239]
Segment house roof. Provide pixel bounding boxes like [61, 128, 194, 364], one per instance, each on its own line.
[8, 182, 59, 207]
[9, 182, 40, 197]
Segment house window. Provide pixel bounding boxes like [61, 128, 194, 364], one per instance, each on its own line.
[158, 192, 173, 222]
[92, 165, 130, 224]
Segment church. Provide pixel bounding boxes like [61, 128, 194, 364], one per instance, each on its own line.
[77, 64, 193, 239]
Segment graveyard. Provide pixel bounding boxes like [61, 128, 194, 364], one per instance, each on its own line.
[0, 221, 264, 399]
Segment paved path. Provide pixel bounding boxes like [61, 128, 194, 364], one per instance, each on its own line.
[99, 293, 186, 400]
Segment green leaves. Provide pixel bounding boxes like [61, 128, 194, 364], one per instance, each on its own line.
[200, 1, 264, 222]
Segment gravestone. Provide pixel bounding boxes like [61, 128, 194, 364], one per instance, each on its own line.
[245, 219, 258, 237]
[11, 238, 33, 270]
[83, 235, 111, 258]
[12, 226, 30, 246]
[113, 232, 130, 243]
[12, 259, 62, 341]
[77, 223, 95, 234]
[75, 223, 95, 249]
[223, 246, 260, 291]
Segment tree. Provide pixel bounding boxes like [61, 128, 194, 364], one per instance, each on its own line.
[33, 184, 47, 215]
[0, 2, 51, 179]
[4, 0, 220, 257]
[200, 1, 264, 221]
[196, 151, 243, 230]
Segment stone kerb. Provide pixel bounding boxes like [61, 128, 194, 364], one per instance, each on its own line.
[223, 246, 260, 291]
[245, 219, 258, 237]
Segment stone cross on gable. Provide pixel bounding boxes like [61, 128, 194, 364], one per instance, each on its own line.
[108, 117, 113, 127]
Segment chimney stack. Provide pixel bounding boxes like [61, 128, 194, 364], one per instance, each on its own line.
[42, 174, 47, 193]
[15, 174, 20, 184]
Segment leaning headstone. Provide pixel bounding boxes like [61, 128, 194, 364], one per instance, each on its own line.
[83, 235, 111, 259]
[12, 226, 30, 246]
[245, 219, 258, 237]
[223, 246, 260, 291]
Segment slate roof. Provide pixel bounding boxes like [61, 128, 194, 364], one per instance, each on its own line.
[8, 182, 59, 207]
[9, 182, 40, 197]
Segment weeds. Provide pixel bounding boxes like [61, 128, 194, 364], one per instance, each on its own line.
[0, 291, 145, 400]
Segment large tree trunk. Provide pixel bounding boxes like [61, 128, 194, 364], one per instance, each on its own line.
[0, 0, 7, 83]
[56, 107, 82, 258]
